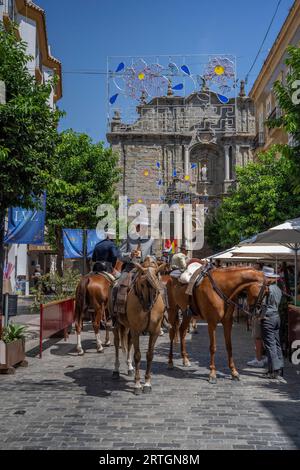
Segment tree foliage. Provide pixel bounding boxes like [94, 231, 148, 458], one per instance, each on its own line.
[0, 27, 62, 213]
[267, 45, 300, 192]
[46, 130, 120, 273]
[206, 148, 300, 250]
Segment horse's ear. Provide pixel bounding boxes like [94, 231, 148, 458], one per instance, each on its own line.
[156, 263, 167, 274]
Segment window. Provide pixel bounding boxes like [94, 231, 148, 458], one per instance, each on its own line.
[7, 0, 15, 21]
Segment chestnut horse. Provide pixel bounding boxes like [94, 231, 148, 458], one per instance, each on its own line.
[74, 260, 122, 355]
[112, 257, 166, 395]
[164, 266, 265, 383]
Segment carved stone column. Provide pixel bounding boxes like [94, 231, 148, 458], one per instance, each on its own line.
[184, 146, 190, 176]
[224, 145, 230, 181]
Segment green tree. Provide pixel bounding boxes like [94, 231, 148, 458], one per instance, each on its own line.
[0, 27, 62, 311]
[267, 45, 300, 191]
[206, 148, 300, 250]
[46, 130, 120, 275]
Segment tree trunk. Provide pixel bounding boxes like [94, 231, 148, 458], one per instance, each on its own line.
[55, 226, 64, 277]
[0, 208, 6, 321]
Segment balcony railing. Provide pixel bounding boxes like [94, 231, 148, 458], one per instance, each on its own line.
[253, 132, 265, 149]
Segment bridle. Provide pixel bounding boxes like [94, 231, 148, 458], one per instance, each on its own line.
[204, 265, 268, 316]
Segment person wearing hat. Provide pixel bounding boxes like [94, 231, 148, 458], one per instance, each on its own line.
[171, 242, 188, 272]
[92, 228, 119, 274]
[260, 266, 285, 380]
[119, 217, 155, 265]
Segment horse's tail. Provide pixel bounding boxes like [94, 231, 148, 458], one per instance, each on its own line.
[119, 324, 129, 353]
[174, 312, 180, 343]
[75, 276, 90, 327]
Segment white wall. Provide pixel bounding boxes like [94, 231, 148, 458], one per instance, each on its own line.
[42, 66, 55, 108]
[17, 13, 37, 76]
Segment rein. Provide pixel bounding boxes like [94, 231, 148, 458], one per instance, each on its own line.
[204, 267, 267, 316]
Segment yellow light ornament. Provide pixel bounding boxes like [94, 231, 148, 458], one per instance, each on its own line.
[138, 73, 145, 80]
[184, 175, 190, 181]
[214, 65, 225, 75]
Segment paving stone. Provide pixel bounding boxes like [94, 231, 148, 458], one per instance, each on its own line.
[0, 321, 299, 449]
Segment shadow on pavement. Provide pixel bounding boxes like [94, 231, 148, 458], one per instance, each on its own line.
[65, 367, 134, 397]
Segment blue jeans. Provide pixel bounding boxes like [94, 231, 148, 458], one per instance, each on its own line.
[261, 314, 284, 372]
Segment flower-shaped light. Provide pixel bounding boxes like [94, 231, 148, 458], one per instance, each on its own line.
[120, 59, 168, 100]
[203, 57, 235, 94]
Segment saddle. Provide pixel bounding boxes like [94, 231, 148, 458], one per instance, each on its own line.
[113, 271, 136, 315]
[179, 262, 203, 285]
[185, 263, 211, 296]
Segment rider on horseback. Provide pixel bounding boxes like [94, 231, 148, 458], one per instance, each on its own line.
[92, 228, 119, 274]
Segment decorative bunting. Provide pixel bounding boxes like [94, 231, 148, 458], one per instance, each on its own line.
[109, 93, 119, 104]
[181, 65, 190, 76]
[172, 83, 184, 90]
[115, 62, 125, 73]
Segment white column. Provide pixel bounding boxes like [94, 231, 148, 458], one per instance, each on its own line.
[236, 145, 240, 166]
[224, 145, 230, 181]
[184, 146, 189, 176]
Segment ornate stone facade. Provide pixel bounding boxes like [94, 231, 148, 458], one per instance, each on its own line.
[107, 83, 256, 255]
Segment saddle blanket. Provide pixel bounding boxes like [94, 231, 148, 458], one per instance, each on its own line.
[170, 262, 203, 284]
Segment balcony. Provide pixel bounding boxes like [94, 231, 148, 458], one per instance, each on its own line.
[253, 132, 265, 149]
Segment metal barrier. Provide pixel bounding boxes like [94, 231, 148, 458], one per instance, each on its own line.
[40, 298, 74, 358]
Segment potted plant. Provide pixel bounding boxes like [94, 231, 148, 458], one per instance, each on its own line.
[0, 324, 28, 374]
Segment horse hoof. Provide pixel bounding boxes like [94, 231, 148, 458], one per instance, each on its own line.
[143, 385, 152, 394]
[209, 376, 217, 384]
[128, 369, 134, 377]
[232, 374, 240, 381]
[168, 363, 174, 370]
[112, 371, 120, 380]
[97, 348, 104, 353]
[134, 387, 142, 395]
[183, 360, 191, 367]
[77, 350, 84, 356]
[192, 330, 198, 334]
[104, 342, 111, 347]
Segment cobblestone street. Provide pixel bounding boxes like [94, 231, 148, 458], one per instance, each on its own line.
[0, 320, 299, 450]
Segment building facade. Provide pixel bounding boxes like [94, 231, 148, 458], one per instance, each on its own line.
[107, 82, 256, 256]
[1, 0, 62, 293]
[250, 0, 300, 152]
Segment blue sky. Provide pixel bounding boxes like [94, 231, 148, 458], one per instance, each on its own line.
[37, 0, 295, 144]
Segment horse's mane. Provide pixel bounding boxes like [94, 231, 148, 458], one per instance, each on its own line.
[215, 266, 258, 272]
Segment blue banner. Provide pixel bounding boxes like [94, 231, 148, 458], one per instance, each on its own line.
[87, 229, 104, 258]
[4, 193, 46, 245]
[63, 229, 83, 259]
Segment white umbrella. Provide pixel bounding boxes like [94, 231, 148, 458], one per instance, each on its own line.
[240, 218, 300, 304]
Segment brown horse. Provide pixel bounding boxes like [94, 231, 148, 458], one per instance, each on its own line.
[164, 266, 265, 383]
[112, 257, 166, 394]
[74, 260, 122, 355]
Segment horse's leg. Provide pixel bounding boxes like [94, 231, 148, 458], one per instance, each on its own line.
[191, 317, 198, 334]
[208, 322, 217, 384]
[132, 333, 142, 395]
[180, 312, 192, 367]
[93, 303, 104, 353]
[222, 315, 240, 380]
[168, 307, 178, 369]
[144, 332, 159, 393]
[104, 309, 111, 347]
[127, 331, 134, 376]
[75, 319, 84, 356]
[112, 325, 120, 379]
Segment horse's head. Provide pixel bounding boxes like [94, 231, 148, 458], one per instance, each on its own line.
[245, 278, 269, 314]
[133, 257, 166, 311]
